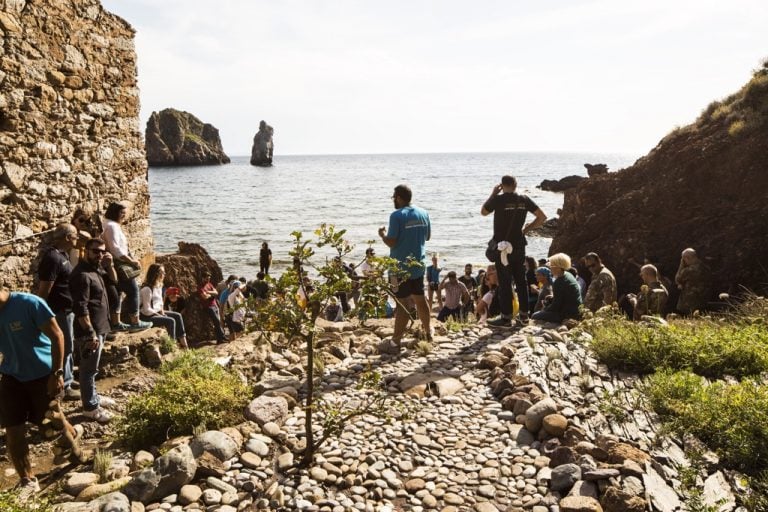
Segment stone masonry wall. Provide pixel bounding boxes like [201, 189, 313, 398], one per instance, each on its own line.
[0, 0, 151, 290]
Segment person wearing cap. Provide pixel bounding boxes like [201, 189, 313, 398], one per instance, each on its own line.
[140, 264, 188, 349]
[437, 271, 470, 322]
[36, 223, 80, 402]
[163, 286, 187, 313]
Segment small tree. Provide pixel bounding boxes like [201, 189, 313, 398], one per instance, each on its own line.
[247, 224, 410, 466]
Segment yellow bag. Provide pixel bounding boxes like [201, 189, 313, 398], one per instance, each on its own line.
[512, 290, 519, 317]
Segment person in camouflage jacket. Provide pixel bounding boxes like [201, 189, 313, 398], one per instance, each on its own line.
[675, 248, 710, 315]
[583, 252, 617, 312]
[628, 264, 669, 320]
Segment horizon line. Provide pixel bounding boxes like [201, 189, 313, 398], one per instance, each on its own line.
[220, 149, 645, 158]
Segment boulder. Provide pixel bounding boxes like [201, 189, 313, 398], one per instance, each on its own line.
[145, 108, 230, 166]
[584, 163, 609, 176]
[524, 397, 558, 432]
[250, 120, 274, 166]
[551, 70, 768, 297]
[542, 414, 568, 437]
[550, 463, 582, 492]
[244, 395, 289, 426]
[538, 175, 586, 192]
[399, 372, 465, 398]
[123, 444, 197, 504]
[559, 496, 603, 512]
[600, 486, 647, 512]
[156, 243, 223, 344]
[190, 430, 240, 461]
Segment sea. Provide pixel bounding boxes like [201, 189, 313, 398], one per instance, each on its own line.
[148, 152, 639, 278]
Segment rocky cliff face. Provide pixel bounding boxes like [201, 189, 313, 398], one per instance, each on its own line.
[550, 67, 768, 296]
[145, 109, 230, 166]
[156, 242, 223, 343]
[0, 0, 152, 290]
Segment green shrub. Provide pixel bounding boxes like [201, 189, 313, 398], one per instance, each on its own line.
[588, 317, 768, 378]
[116, 350, 251, 449]
[158, 334, 176, 355]
[0, 489, 52, 511]
[644, 369, 768, 473]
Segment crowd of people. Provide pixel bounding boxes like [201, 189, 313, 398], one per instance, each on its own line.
[0, 177, 715, 494]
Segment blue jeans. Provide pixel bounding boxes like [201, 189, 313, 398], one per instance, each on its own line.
[141, 311, 186, 340]
[55, 311, 75, 389]
[206, 305, 226, 342]
[113, 276, 140, 317]
[77, 334, 105, 411]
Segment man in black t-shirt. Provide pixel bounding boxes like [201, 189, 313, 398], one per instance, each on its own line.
[458, 264, 477, 318]
[481, 175, 547, 326]
[36, 223, 79, 401]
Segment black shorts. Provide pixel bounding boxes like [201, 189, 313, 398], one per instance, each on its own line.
[0, 373, 51, 428]
[428, 282, 439, 291]
[393, 276, 425, 299]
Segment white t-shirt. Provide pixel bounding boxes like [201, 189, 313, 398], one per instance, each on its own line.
[140, 285, 163, 316]
[227, 289, 245, 323]
[102, 219, 129, 259]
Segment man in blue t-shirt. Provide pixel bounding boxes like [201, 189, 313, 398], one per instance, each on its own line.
[0, 286, 81, 494]
[378, 184, 432, 351]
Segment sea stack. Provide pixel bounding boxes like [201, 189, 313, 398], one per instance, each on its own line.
[250, 120, 274, 167]
[145, 108, 230, 166]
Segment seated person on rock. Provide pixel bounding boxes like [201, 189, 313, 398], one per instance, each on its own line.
[437, 271, 470, 322]
[476, 265, 500, 323]
[675, 248, 710, 315]
[620, 264, 669, 321]
[583, 252, 617, 312]
[533, 266, 554, 312]
[531, 253, 582, 324]
[140, 264, 188, 349]
[163, 286, 187, 313]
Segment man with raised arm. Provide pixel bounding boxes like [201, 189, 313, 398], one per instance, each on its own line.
[481, 175, 547, 327]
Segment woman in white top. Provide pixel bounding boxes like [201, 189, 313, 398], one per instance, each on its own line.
[226, 281, 246, 341]
[102, 202, 151, 332]
[139, 264, 188, 349]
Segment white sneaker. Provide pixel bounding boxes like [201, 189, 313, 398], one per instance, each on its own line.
[98, 396, 117, 408]
[16, 477, 40, 501]
[83, 407, 113, 423]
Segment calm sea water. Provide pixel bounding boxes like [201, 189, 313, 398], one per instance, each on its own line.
[148, 152, 638, 278]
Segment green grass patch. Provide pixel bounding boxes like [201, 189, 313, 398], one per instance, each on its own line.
[0, 489, 52, 511]
[644, 369, 768, 473]
[587, 318, 768, 379]
[116, 350, 251, 450]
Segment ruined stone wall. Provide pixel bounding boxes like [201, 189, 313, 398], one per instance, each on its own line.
[0, 0, 151, 290]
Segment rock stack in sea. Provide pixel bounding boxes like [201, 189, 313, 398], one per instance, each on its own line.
[37, 318, 738, 512]
[250, 120, 274, 167]
[0, 0, 152, 290]
[145, 108, 230, 166]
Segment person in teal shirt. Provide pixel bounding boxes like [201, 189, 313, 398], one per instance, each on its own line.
[378, 184, 432, 351]
[0, 287, 80, 495]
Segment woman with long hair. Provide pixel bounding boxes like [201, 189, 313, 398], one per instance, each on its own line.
[140, 264, 188, 349]
[101, 202, 150, 332]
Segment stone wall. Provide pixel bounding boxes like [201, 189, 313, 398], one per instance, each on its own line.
[0, 0, 151, 290]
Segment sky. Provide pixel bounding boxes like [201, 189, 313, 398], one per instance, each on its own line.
[101, 0, 768, 157]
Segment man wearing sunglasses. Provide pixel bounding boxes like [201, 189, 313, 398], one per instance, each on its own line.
[69, 238, 118, 423]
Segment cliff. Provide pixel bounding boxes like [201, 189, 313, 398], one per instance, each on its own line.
[145, 108, 230, 166]
[0, 0, 151, 289]
[550, 65, 768, 296]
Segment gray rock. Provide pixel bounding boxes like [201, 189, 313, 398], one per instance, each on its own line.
[567, 480, 598, 499]
[524, 397, 558, 432]
[245, 438, 270, 457]
[65, 472, 99, 496]
[550, 463, 582, 492]
[178, 484, 202, 505]
[703, 471, 736, 511]
[123, 444, 197, 504]
[89, 491, 131, 512]
[244, 395, 289, 426]
[643, 464, 681, 512]
[190, 430, 240, 461]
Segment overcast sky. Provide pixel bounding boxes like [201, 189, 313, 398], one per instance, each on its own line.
[101, 0, 767, 157]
